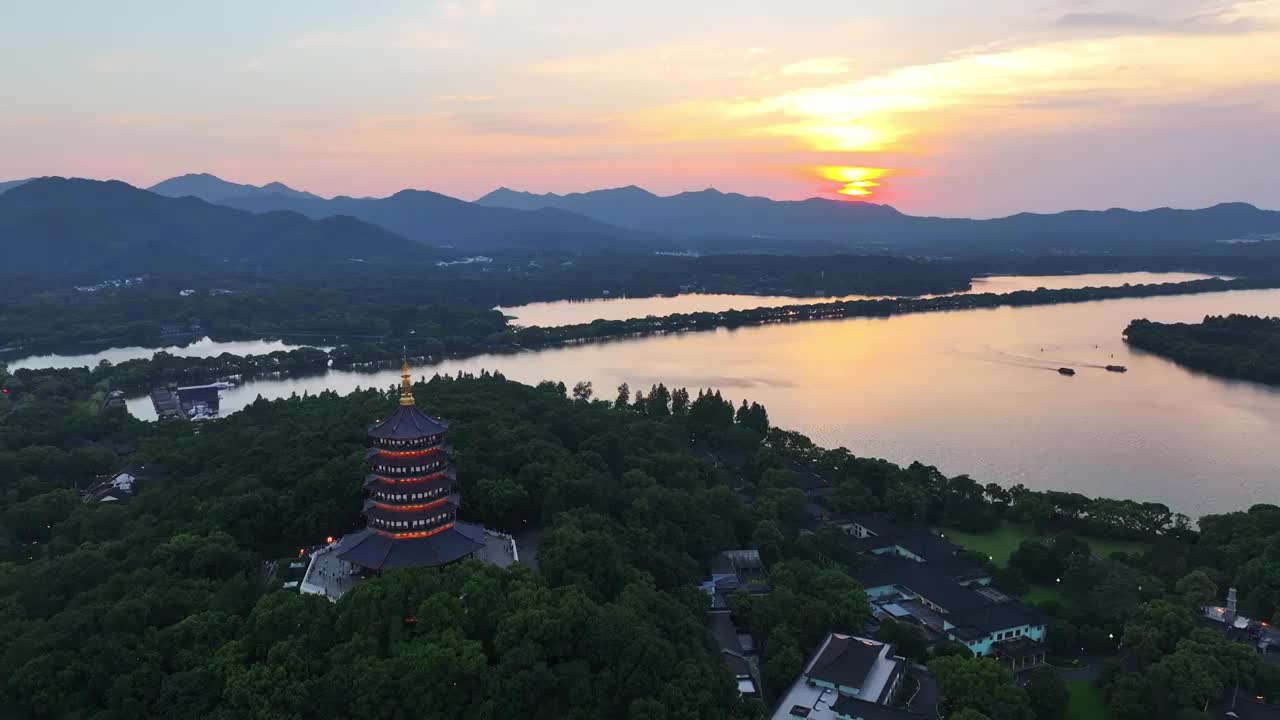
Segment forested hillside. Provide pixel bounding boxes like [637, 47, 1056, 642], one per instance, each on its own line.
[0, 179, 430, 282]
[2, 363, 1279, 718]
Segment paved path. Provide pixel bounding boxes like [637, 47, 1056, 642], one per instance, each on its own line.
[513, 526, 542, 569]
[908, 666, 941, 720]
[301, 545, 360, 600]
[1052, 653, 1109, 682]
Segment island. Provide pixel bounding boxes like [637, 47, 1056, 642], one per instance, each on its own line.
[1125, 314, 1280, 385]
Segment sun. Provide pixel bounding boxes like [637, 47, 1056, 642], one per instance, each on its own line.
[816, 166, 890, 198]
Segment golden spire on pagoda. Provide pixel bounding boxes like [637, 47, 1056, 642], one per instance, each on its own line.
[399, 353, 415, 406]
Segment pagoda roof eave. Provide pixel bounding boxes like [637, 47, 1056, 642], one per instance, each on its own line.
[367, 405, 449, 441]
[335, 522, 485, 570]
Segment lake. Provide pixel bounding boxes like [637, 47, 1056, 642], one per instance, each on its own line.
[497, 271, 1221, 327]
[5, 337, 329, 371]
[8, 272, 1217, 370]
[126, 285, 1280, 516]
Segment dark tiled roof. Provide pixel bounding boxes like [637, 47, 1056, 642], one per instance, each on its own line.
[902, 573, 989, 615]
[860, 557, 1040, 638]
[722, 651, 752, 677]
[949, 626, 987, 641]
[795, 473, 831, 492]
[807, 634, 885, 689]
[830, 695, 923, 720]
[711, 549, 764, 576]
[836, 512, 897, 536]
[837, 512, 980, 574]
[854, 535, 899, 552]
[892, 530, 965, 564]
[118, 463, 164, 479]
[952, 602, 1044, 635]
[336, 522, 484, 569]
[176, 385, 220, 407]
[368, 405, 448, 440]
[805, 501, 833, 519]
[858, 558, 988, 614]
[707, 612, 745, 655]
[856, 556, 920, 588]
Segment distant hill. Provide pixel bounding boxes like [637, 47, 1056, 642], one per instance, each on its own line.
[0, 179, 32, 195]
[148, 173, 321, 203]
[0, 178, 430, 281]
[478, 186, 1280, 256]
[477, 185, 902, 250]
[219, 188, 658, 252]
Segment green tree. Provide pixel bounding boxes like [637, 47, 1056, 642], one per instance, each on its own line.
[1105, 672, 1153, 720]
[928, 656, 1035, 720]
[875, 620, 929, 663]
[1024, 668, 1067, 720]
[1122, 600, 1195, 662]
[1045, 620, 1077, 656]
[1149, 649, 1227, 711]
[1174, 569, 1217, 608]
[761, 625, 804, 698]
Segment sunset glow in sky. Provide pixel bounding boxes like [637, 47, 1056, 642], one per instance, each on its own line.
[3, 0, 1279, 216]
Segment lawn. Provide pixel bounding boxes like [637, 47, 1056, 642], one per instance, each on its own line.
[1020, 584, 1065, 605]
[1065, 680, 1106, 720]
[939, 522, 1151, 568]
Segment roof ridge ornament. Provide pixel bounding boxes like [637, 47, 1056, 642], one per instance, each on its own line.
[399, 351, 415, 406]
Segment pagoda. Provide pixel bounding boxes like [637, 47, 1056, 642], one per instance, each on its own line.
[335, 361, 486, 570]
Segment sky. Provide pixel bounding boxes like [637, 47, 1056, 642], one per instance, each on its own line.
[2, 0, 1279, 217]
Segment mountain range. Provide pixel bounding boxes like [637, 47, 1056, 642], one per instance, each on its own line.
[476, 186, 1280, 255]
[215, 189, 654, 251]
[0, 179, 32, 195]
[4, 173, 1280, 270]
[0, 178, 429, 281]
[147, 173, 321, 203]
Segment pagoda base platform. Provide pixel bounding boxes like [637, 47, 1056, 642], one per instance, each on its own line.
[336, 522, 488, 570]
[301, 523, 519, 601]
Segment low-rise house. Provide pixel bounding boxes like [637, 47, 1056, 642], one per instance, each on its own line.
[101, 390, 127, 411]
[700, 549, 769, 609]
[795, 472, 831, 498]
[859, 557, 1046, 668]
[841, 512, 1047, 670]
[836, 512, 989, 583]
[83, 463, 164, 503]
[773, 633, 921, 720]
[708, 612, 761, 698]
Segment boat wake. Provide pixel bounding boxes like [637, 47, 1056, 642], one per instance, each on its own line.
[965, 346, 1116, 373]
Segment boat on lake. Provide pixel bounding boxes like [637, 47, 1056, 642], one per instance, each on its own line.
[1058, 367, 1076, 376]
[1105, 365, 1128, 373]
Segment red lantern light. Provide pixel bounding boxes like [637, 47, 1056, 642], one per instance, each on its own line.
[298, 548, 305, 557]
[325, 536, 335, 544]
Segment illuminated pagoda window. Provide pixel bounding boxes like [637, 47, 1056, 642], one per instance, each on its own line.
[334, 360, 487, 570]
